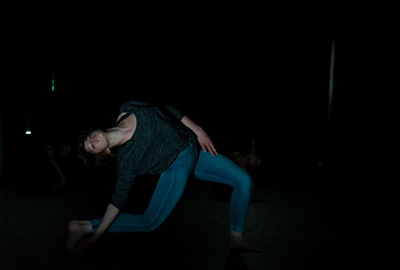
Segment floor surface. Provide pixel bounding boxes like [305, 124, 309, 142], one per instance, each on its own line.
[1, 166, 361, 270]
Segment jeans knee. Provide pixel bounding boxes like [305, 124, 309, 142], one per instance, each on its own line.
[147, 224, 157, 232]
[237, 173, 252, 195]
[140, 215, 159, 232]
[147, 218, 161, 232]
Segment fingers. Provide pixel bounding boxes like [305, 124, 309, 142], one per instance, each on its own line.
[206, 143, 217, 156]
[201, 142, 218, 156]
[197, 131, 218, 156]
[75, 234, 94, 252]
[209, 142, 218, 156]
[75, 239, 86, 251]
[201, 144, 207, 153]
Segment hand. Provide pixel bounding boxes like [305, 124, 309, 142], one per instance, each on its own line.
[74, 232, 100, 254]
[196, 128, 218, 156]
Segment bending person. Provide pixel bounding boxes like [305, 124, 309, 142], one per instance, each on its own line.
[66, 101, 261, 254]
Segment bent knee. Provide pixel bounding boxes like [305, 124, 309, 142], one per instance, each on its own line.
[147, 225, 157, 232]
[144, 217, 163, 232]
[236, 173, 252, 194]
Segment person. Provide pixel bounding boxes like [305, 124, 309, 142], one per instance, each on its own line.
[19, 132, 68, 195]
[43, 142, 68, 193]
[66, 101, 261, 254]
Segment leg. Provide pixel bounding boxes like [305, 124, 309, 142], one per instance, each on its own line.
[194, 151, 262, 251]
[66, 142, 197, 253]
[194, 151, 252, 233]
[92, 141, 197, 232]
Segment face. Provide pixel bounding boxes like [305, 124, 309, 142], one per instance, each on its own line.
[83, 130, 109, 154]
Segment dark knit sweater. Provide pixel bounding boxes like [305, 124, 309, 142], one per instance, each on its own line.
[111, 101, 195, 209]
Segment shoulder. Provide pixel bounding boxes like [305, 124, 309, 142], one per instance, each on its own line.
[119, 101, 151, 111]
[117, 112, 128, 122]
[118, 101, 149, 117]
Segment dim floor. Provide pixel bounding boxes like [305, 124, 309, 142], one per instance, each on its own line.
[1, 168, 358, 270]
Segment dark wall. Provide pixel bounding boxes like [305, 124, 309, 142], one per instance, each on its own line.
[1, 6, 396, 185]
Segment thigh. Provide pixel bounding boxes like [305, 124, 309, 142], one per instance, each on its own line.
[194, 151, 250, 186]
[144, 141, 198, 218]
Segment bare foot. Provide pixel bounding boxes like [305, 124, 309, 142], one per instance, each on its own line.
[66, 220, 93, 254]
[229, 235, 263, 252]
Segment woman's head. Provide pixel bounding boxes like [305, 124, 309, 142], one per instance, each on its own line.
[77, 128, 114, 166]
[82, 129, 110, 154]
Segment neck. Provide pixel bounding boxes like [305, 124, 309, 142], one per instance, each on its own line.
[105, 126, 133, 149]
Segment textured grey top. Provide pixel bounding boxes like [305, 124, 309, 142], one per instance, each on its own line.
[111, 101, 195, 209]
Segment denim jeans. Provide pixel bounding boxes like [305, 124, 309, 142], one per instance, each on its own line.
[92, 140, 251, 233]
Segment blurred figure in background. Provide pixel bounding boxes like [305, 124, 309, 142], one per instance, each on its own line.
[19, 132, 72, 195]
[228, 151, 262, 192]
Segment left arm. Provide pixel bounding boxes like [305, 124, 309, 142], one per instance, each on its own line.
[181, 115, 218, 156]
[165, 105, 218, 156]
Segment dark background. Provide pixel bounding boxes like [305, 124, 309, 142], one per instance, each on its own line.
[1, 5, 396, 169]
[0, 4, 397, 267]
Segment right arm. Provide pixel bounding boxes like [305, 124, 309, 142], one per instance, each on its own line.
[75, 203, 119, 251]
[77, 174, 134, 251]
[99, 174, 136, 232]
[93, 204, 120, 236]
[99, 174, 136, 233]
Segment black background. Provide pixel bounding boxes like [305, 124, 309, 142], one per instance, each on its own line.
[1, 4, 398, 267]
[2, 5, 396, 163]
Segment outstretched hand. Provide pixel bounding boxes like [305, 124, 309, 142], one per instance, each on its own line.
[73, 233, 100, 255]
[196, 128, 218, 156]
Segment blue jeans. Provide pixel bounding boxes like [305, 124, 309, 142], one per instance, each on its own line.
[92, 140, 251, 233]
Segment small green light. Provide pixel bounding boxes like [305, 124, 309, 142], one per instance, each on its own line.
[51, 79, 55, 92]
